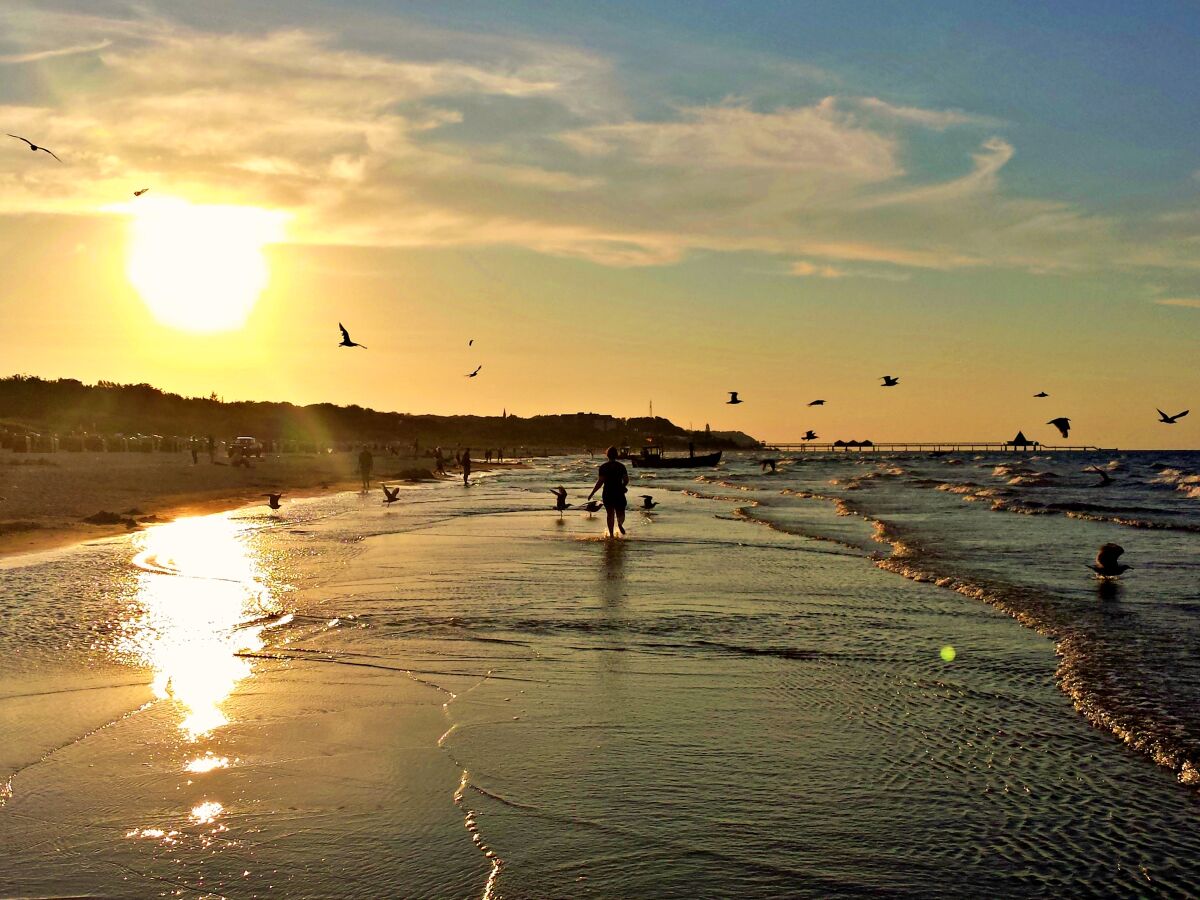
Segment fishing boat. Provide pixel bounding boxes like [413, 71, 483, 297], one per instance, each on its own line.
[628, 446, 723, 468]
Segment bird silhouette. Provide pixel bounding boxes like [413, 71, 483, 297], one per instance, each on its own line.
[550, 486, 571, 512]
[1034, 391, 1049, 398]
[264, 493, 283, 510]
[468, 339, 474, 346]
[133, 188, 149, 197]
[803, 430, 818, 441]
[1089, 543, 1130, 577]
[338, 323, 366, 348]
[582, 500, 604, 516]
[1085, 465, 1113, 487]
[381, 484, 400, 505]
[1047, 417, 1071, 439]
[807, 400, 826, 406]
[466, 365, 482, 378]
[880, 376, 899, 387]
[760, 459, 777, 473]
[639, 495, 657, 510]
[727, 391, 743, 404]
[8, 134, 60, 161]
[1157, 408, 1189, 424]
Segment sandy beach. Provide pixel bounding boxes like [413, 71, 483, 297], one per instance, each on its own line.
[0, 449, 449, 557]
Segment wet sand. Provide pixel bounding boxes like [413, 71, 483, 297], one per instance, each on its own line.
[5, 461, 1200, 897]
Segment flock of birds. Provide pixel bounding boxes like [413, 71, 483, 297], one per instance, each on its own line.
[7, 134, 1172, 578]
[727, 379, 1188, 443]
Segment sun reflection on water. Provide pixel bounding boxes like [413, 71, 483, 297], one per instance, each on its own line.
[119, 515, 283, 740]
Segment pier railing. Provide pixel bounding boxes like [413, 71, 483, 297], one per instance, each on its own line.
[762, 442, 1114, 453]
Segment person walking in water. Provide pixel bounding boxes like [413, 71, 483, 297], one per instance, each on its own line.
[461, 447, 472, 486]
[358, 446, 374, 490]
[588, 446, 629, 537]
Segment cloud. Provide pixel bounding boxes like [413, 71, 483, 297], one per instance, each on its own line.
[0, 38, 111, 64]
[0, 8, 1197, 280]
[791, 260, 847, 278]
[849, 96, 1002, 130]
[1156, 298, 1200, 309]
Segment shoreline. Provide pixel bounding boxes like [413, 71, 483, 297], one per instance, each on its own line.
[0, 453, 526, 561]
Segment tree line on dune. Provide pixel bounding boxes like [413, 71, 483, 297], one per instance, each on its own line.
[0, 375, 758, 452]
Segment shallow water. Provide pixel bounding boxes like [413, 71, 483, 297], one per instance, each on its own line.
[2, 453, 1199, 897]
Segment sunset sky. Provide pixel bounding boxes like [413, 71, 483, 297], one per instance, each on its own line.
[1, 0, 1197, 447]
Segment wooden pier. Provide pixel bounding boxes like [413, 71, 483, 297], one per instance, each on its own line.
[762, 441, 1114, 453]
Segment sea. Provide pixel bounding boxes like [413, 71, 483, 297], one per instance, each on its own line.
[2, 449, 1199, 898]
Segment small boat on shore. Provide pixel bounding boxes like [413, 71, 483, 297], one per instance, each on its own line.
[628, 447, 723, 468]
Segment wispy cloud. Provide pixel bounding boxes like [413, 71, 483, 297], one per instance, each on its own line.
[1156, 298, 1200, 308]
[848, 96, 1002, 130]
[0, 38, 110, 64]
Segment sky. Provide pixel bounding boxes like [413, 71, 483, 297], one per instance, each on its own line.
[0, 0, 1198, 447]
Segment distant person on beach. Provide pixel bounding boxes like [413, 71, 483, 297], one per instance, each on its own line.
[462, 448, 472, 485]
[206, 434, 215, 463]
[435, 447, 446, 474]
[190, 439, 199, 465]
[588, 446, 629, 537]
[358, 446, 373, 490]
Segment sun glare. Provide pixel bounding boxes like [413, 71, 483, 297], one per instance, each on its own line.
[125, 198, 287, 333]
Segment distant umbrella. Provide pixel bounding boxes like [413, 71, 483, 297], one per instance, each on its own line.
[264, 492, 283, 510]
[1047, 417, 1071, 439]
[1089, 543, 1130, 577]
[807, 400, 825, 406]
[727, 391, 743, 404]
[7, 134, 60, 161]
[1033, 391, 1049, 398]
[880, 376, 899, 387]
[338, 323, 366, 348]
[1157, 408, 1189, 424]
[381, 484, 400, 505]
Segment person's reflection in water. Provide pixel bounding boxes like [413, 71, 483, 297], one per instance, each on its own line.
[601, 537, 626, 607]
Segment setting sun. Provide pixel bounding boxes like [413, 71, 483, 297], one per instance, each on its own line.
[125, 199, 286, 333]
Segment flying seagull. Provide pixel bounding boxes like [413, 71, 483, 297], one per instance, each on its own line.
[338, 323, 366, 348]
[466, 365, 482, 378]
[264, 492, 283, 510]
[727, 391, 743, 404]
[8, 134, 60, 161]
[381, 484, 401, 506]
[880, 376, 899, 387]
[550, 486, 571, 513]
[807, 400, 826, 406]
[468, 339, 474, 346]
[1034, 391, 1049, 398]
[1047, 417, 1071, 439]
[133, 188, 149, 197]
[1085, 465, 1113, 487]
[803, 430, 818, 441]
[1157, 408, 1189, 424]
[639, 495, 657, 510]
[1089, 543, 1130, 578]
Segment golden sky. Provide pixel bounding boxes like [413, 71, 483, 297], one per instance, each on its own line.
[1, 2, 1198, 447]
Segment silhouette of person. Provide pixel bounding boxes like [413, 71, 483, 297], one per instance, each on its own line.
[589, 446, 629, 537]
[461, 447, 472, 486]
[206, 434, 215, 463]
[435, 446, 446, 474]
[358, 446, 373, 490]
[190, 439, 199, 465]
